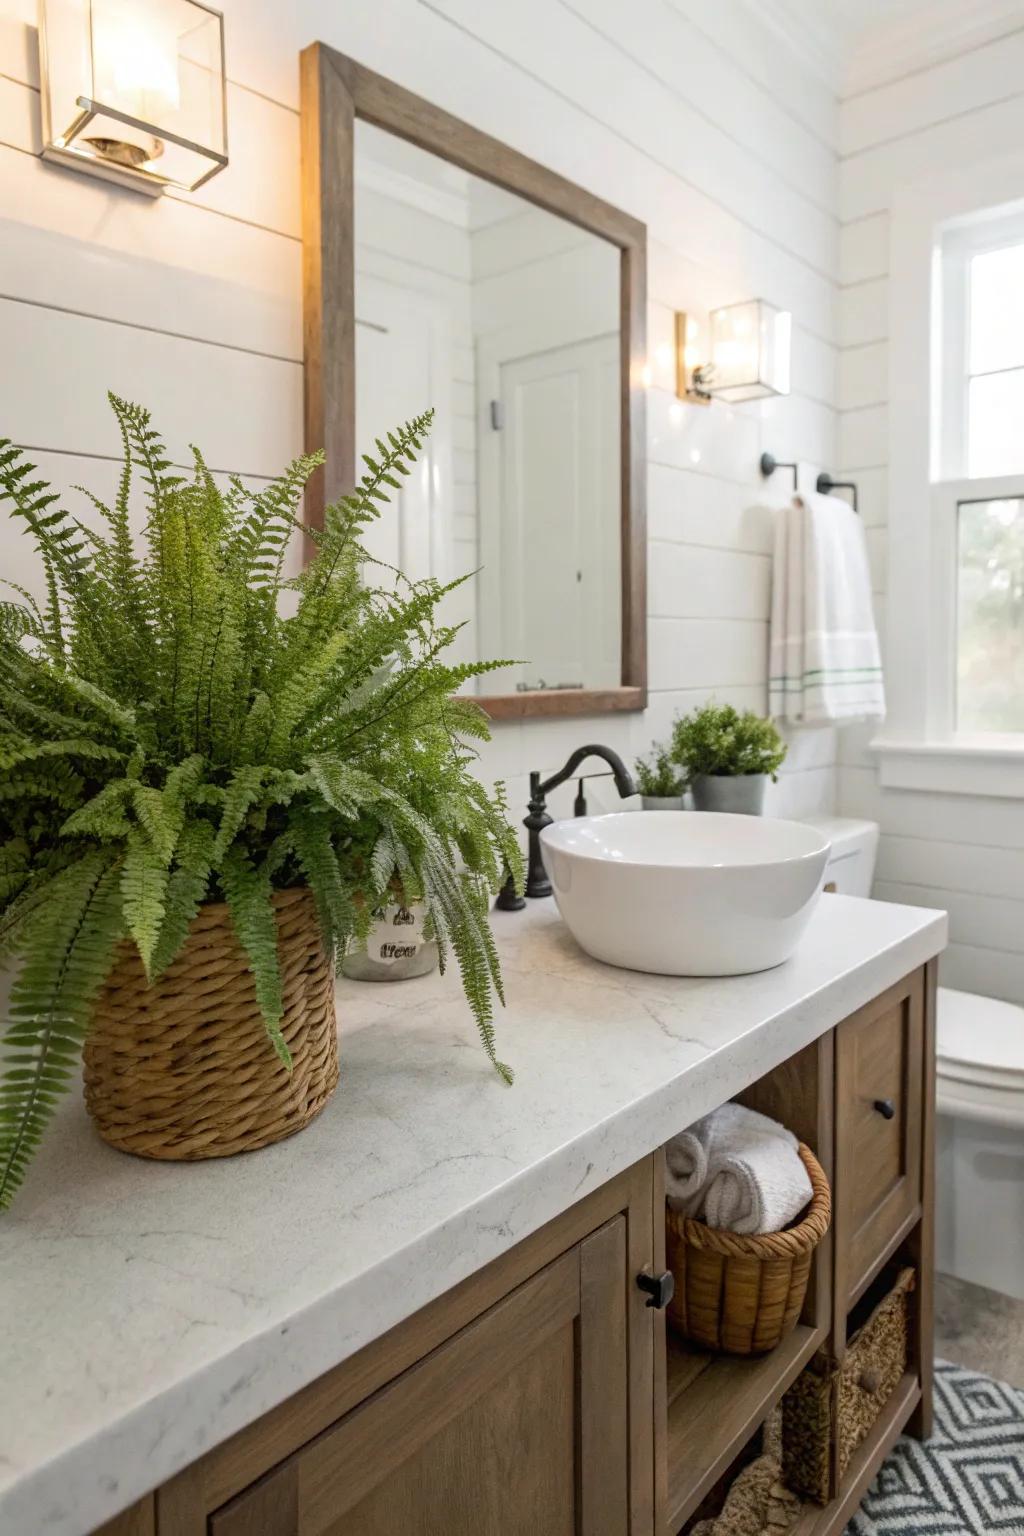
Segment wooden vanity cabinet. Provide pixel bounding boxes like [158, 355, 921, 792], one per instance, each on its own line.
[96, 961, 937, 1536]
[155, 1159, 659, 1536]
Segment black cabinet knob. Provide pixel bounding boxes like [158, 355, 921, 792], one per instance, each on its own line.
[636, 1270, 675, 1309]
[874, 1098, 896, 1120]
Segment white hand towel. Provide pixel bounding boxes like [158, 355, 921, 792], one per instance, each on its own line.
[769, 490, 885, 726]
[664, 1128, 710, 1208]
[666, 1103, 812, 1235]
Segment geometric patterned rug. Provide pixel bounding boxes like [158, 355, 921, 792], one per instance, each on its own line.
[847, 1361, 1024, 1533]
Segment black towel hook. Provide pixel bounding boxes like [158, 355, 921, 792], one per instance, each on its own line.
[759, 451, 797, 492]
[816, 472, 859, 513]
[760, 453, 859, 514]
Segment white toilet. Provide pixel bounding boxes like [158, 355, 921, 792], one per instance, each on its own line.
[806, 816, 1024, 1302]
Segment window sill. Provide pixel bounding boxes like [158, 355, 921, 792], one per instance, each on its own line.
[871, 737, 1024, 798]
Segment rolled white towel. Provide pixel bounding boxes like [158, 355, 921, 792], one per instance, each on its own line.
[665, 1128, 710, 1212]
[667, 1103, 812, 1235]
[664, 1103, 747, 1215]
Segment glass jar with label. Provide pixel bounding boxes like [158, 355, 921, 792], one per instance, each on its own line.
[341, 900, 440, 982]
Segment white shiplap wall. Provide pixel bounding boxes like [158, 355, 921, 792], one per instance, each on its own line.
[837, 27, 1024, 1004]
[0, 0, 840, 825]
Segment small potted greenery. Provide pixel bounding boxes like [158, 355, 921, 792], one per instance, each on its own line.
[634, 745, 685, 810]
[671, 702, 787, 815]
[0, 396, 522, 1209]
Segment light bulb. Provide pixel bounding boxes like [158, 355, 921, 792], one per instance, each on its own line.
[92, 0, 181, 122]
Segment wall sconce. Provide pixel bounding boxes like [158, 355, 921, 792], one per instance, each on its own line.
[38, 0, 227, 195]
[676, 300, 791, 405]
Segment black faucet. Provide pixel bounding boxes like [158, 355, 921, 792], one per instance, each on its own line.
[496, 744, 636, 908]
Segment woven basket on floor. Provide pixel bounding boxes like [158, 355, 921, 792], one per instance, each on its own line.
[665, 1143, 831, 1356]
[782, 1266, 915, 1504]
[83, 887, 339, 1161]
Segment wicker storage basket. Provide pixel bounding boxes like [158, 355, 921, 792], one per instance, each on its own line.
[782, 1266, 915, 1504]
[83, 887, 339, 1160]
[665, 1143, 831, 1356]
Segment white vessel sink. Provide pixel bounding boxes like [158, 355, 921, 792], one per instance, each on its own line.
[539, 811, 831, 976]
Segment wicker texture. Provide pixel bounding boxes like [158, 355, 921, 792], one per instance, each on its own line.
[782, 1267, 915, 1504]
[691, 1457, 802, 1536]
[83, 887, 339, 1160]
[666, 1143, 831, 1356]
[691, 1408, 803, 1536]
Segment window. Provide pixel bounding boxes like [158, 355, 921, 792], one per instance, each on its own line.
[931, 214, 1024, 745]
[882, 164, 1024, 797]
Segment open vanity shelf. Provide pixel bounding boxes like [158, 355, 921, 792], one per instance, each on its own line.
[665, 1324, 825, 1530]
[659, 962, 936, 1536]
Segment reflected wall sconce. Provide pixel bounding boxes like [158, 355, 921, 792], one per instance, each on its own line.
[38, 0, 227, 195]
[676, 299, 792, 405]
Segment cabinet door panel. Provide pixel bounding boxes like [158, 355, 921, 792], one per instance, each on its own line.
[835, 971, 924, 1302]
[326, 1326, 577, 1536]
[211, 1221, 633, 1536]
[210, 1465, 298, 1536]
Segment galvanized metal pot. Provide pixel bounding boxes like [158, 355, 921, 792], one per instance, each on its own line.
[690, 773, 768, 816]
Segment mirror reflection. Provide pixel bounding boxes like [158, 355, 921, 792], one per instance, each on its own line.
[354, 121, 622, 696]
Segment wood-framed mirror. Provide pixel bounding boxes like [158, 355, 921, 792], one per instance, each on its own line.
[300, 43, 647, 719]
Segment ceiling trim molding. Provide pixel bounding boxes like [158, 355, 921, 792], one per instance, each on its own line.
[740, 0, 1024, 100]
[843, 0, 1024, 97]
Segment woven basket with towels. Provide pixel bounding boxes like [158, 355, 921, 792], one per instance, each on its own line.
[664, 1104, 831, 1356]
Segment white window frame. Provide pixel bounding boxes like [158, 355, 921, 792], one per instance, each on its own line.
[938, 210, 1024, 481]
[876, 152, 1024, 798]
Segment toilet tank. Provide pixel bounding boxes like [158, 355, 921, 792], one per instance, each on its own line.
[801, 816, 879, 897]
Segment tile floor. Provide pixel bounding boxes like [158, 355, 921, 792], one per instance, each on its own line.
[934, 1271, 1024, 1387]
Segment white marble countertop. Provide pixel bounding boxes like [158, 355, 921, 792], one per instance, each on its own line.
[0, 894, 946, 1536]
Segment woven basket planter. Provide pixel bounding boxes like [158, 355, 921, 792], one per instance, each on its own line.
[665, 1143, 831, 1356]
[83, 887, 339, 1161]
[782, 1266, 914, 1504]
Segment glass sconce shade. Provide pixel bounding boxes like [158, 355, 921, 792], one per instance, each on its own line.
[707, 300, 791, 402]
[39, 0, 227, 194]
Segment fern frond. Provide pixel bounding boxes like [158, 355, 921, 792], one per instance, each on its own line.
[211, 765, 266, 862]
[129, 784, 178, 863]
[220, 847, 291, 1067]
[59, 673, 137, 736]
[59, 779, 134, 841]
[149, 820, 214, 978]
[290, 809, 355, 962]
[0, 851, 123, 1210]
[121, 830, 168, 976]
[0, 737, 123, 772]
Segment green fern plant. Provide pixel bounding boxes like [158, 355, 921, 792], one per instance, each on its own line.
[0, 394, 524, 1210]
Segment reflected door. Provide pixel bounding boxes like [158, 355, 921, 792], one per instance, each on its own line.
[481, 333, 620, 691]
